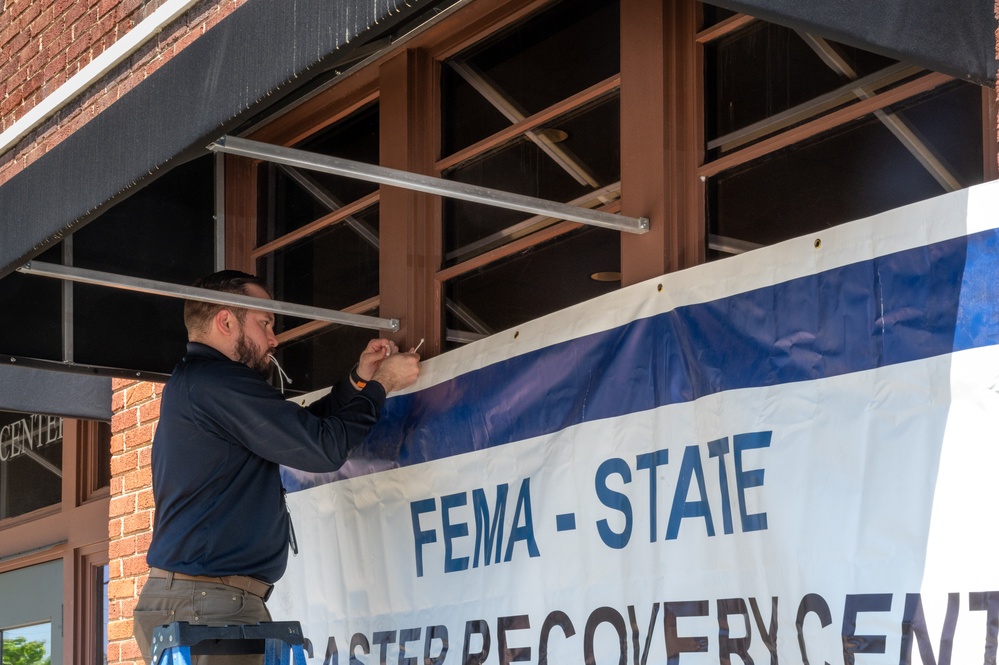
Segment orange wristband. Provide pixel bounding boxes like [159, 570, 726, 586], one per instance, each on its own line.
[350, 365, 367, 390]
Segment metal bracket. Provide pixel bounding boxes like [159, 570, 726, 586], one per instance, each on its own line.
[17, 261, 400, 333]
[209, 135, 650, 234]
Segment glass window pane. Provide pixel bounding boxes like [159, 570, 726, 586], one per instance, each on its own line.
[0, 244, 62, 361]
[0, 561, 62, 665]
[1, 622, 52, 665]
[442, 0, 620, 155]
[97, 565, 109, 665]
[94, 422, 112, 493]
[0, 412, 63, 521]
[890, 82, 985, 187]
[72, 155, 214, 374]
[257, 105, 379, 245]
[257, 163, 333, 243]
[444, 93, 620, 262]
[257, 206, 380, 314]
[708, 83, 984, 248]
[445, 227, 620, 341]
[704, 21, 898, 148]
[700, 3, 738, 30]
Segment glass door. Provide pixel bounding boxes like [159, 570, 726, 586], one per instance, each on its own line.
[0, 560, 62, 665]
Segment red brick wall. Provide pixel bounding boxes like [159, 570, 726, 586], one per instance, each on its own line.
[0, 0, 248, 186]
[108, 378, 162, 665]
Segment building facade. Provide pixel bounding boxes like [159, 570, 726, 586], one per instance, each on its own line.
[1, 0, 997, 663]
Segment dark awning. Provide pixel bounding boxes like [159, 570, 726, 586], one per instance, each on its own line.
[0, 364, 111, 421]
[0, 0, 436, 280]
[0, 0, 437, 418]
[713, 0, 997, 87]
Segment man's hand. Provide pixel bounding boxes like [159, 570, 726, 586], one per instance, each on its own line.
[356, 338, 399, 381]
[356, 338, 421, 394]
[371, 352, 421, 394]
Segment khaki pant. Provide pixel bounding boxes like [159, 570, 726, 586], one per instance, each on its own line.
[133, 575, 272, 665]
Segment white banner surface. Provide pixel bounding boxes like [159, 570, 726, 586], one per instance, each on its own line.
[272, 181, 999, 665]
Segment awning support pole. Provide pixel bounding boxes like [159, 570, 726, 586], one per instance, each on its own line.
[209, 136, 650, 234]
[17, 261, 400, 333]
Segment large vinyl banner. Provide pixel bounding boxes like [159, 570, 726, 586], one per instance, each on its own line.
[272, 181, 999, 665]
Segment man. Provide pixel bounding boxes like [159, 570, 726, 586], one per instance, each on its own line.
[132, 270, 420, 663]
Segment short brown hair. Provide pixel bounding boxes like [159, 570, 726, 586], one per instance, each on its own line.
[184, 270, 271, 338]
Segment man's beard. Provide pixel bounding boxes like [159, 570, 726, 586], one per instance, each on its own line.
[234, 330, 271, 375]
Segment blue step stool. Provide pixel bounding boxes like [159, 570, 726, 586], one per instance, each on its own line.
[151, 621, 312, 665]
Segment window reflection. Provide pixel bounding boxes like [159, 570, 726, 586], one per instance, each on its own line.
[1, 622, 52, 665]
[98, 565, 109, 665]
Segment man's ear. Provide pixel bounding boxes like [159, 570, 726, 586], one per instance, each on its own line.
[214, 308, 237, 337]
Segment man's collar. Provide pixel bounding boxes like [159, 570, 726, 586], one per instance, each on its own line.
[185, 341, 230, 361]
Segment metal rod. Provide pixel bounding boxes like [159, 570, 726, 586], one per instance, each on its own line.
[214, 151, 227, 270]
[209, 136, 649, 234]
[446, 329, 488, 344]
[17, 261, 400, 333]
[445, 298, 493, 336]
[708, 234, 763, 255]
[62, 238, 74, 363]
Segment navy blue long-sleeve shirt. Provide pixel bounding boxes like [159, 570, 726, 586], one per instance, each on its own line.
[146, 342, 386, 583]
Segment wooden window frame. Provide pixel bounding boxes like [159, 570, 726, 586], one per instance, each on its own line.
[224, 0, 999, 365]
[226, 0, 999, 361]
[225, 0, 699, 357]
[77, 420, 110, 504]
[73, 545, 110, 665]
[0, 417, 111, 665]
[620, 0, 703, 282]
[231, 84, 384, 347]
[696, 5, 999, 259]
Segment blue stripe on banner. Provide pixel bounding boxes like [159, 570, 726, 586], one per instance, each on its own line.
[283, 228, 999, 493]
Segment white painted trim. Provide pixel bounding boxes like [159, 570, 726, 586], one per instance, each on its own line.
[0, 0, 201, 156]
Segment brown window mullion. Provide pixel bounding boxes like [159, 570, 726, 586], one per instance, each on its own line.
[380, 48, 441, 355]
[62, 419, 80, 512]
[250, 191, 380, 260]
[697, 71, 954, 179]
[694, 13, 756, 44]
[620, 0, 704, 283]
[435, 73, 621, 173]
